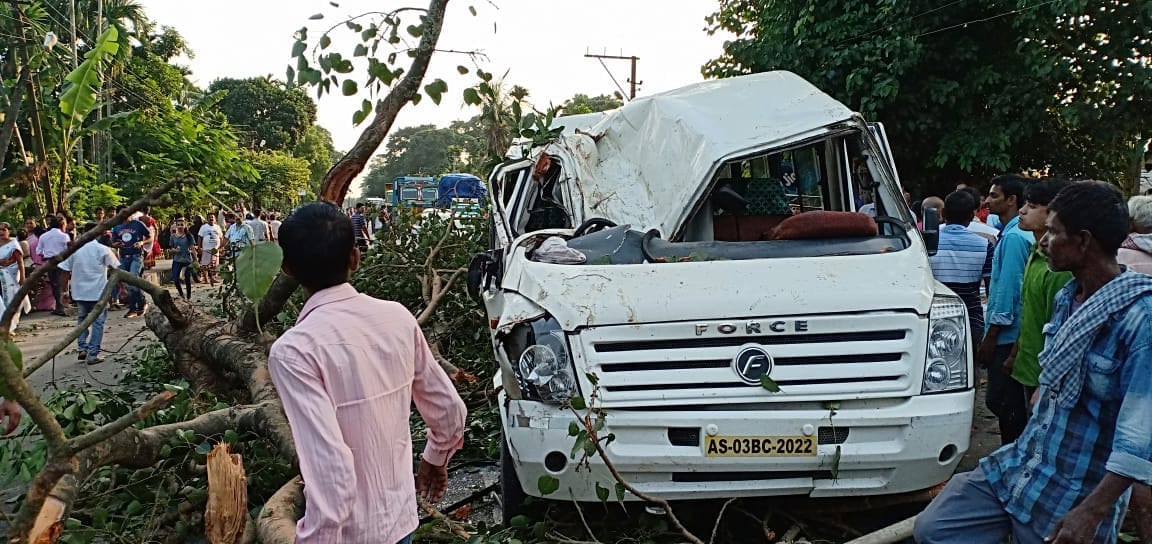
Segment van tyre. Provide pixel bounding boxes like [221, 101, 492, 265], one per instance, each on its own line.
[500, 434, 527, 525]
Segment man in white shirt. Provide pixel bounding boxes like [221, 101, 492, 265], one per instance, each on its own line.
[35, 215, 70, 316]
[223, 213, 253, 259]
[197, 214, 224, 285]
[246, 212, 269, 244]
[267, 212, 282, 243]
[58, 223, 120, 365]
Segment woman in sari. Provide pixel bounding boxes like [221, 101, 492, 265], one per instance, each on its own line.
[23, 223, 54, 311]
[0, 222, 30, 334]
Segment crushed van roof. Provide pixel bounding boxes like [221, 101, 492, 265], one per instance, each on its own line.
[550, 71, 856, 237]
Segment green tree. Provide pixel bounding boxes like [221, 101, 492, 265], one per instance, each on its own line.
[703, 0, 1152, 194]
[562, 93, 622, 115]
[292, 124, 339, 192]
[208, 77, 318, 151]
[238, 149, 312, 209]
[360, 123, 469, 196]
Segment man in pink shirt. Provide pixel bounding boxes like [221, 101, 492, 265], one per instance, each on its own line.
[269, 202, 467, 544]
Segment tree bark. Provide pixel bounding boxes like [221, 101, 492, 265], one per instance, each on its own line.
[0, 65, 30, 173]
[317, 0, 449, 205]
[242, 0, 451, 333]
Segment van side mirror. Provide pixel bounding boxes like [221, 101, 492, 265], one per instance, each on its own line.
[922, 207, 940, 256]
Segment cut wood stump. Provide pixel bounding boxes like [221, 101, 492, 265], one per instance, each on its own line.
[206, 444, 248, 544]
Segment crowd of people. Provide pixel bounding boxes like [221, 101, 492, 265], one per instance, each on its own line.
[913, 177, 1152, 543]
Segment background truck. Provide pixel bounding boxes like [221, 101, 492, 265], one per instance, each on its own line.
[468, 71, 974, 517]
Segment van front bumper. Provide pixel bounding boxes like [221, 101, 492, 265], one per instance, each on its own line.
[501, 390, 973, 501]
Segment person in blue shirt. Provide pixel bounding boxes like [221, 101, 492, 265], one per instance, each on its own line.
[977, 174, 1034, 445]
[110, 206, 152, 318]
[915, 181, 1152, 543]
[928, 191, 993, 346]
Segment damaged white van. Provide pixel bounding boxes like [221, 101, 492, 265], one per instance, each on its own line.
[467, 71, 974, 513]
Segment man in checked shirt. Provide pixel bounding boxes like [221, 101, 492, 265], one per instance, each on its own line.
[916, 181, 1152, 543]
[269, 202, 467, 544]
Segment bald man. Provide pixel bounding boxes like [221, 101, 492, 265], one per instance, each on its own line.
[918, 196, 944, 230]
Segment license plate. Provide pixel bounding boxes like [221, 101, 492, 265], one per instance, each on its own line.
[704, 435, 817, 457]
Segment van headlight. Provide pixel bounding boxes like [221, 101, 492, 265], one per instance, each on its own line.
[502, 316, 578, 403]
[923, 295, 969, 393]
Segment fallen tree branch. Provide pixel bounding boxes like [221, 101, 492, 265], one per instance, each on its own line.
[842, 516, 915, 544]
[254, 477, 304, 544]
[709, 498, 737, 544]
[571, 494, 602, 544]
[570, 406, 704, 544]
[418, 481, 497, 525]
[68, 390, 177, 452]
[417, 496, 471, 540]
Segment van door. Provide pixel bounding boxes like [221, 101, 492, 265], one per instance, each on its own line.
[867, 122, 901, 189]
[487, 159, 533, 249]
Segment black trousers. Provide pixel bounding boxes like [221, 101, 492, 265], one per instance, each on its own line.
[46, 268, 64, 311]
[985, 344, 1031, 445]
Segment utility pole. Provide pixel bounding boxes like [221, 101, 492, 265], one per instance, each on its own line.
[95, 0, 103, 182]
[584, 51, 640, 100]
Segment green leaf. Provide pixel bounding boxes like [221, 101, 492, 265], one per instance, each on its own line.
[595, 482, 610, 503]
[159, 444, 172, 458]
[568, 421, 579, 436]
[462, 87, 481, 106]
[308, 13, 324, 20]
[346, 21, 363, 32]
[81, 393, 98, 415]
[614, 481, 626, 502]
[319, 34, 332, 49]
[353, 43, 368, 57]
[60, 26, 119, 140]
[569, 396, 587, 410]
[468, 5, 477, 16]
[571, 431, 588, 459]
[537, 474, 560, 496]
[196, 441, 212, 455]
[411, 93, 422, 105]
[92, 506, 108, 529]
[291, 40, 306, 58]
[125, 500, 143, 516]
[342, 79, 358, 96]
[509, 514, 530, 528]
[233, 243, 284, 304]
[406, 24, 424, 38]
[457, 65, 470, 75]
[224, 429, 239, 444]
[286, 66, 295, 85]
[585, 372, 599, 386]
[760, 375, 781, 393]
[424, 79, 446, 105]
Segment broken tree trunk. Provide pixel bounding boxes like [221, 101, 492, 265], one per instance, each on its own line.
[206, 444, 248, 544]
[843, 516, 916, 544]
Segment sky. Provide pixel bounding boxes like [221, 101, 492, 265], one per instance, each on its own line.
[138, 0, 731, 195]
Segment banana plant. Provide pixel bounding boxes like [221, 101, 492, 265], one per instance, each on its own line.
[56, 24, 120, 210]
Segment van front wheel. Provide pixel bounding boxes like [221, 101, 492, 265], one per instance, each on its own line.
[500, 434, 526, 525]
